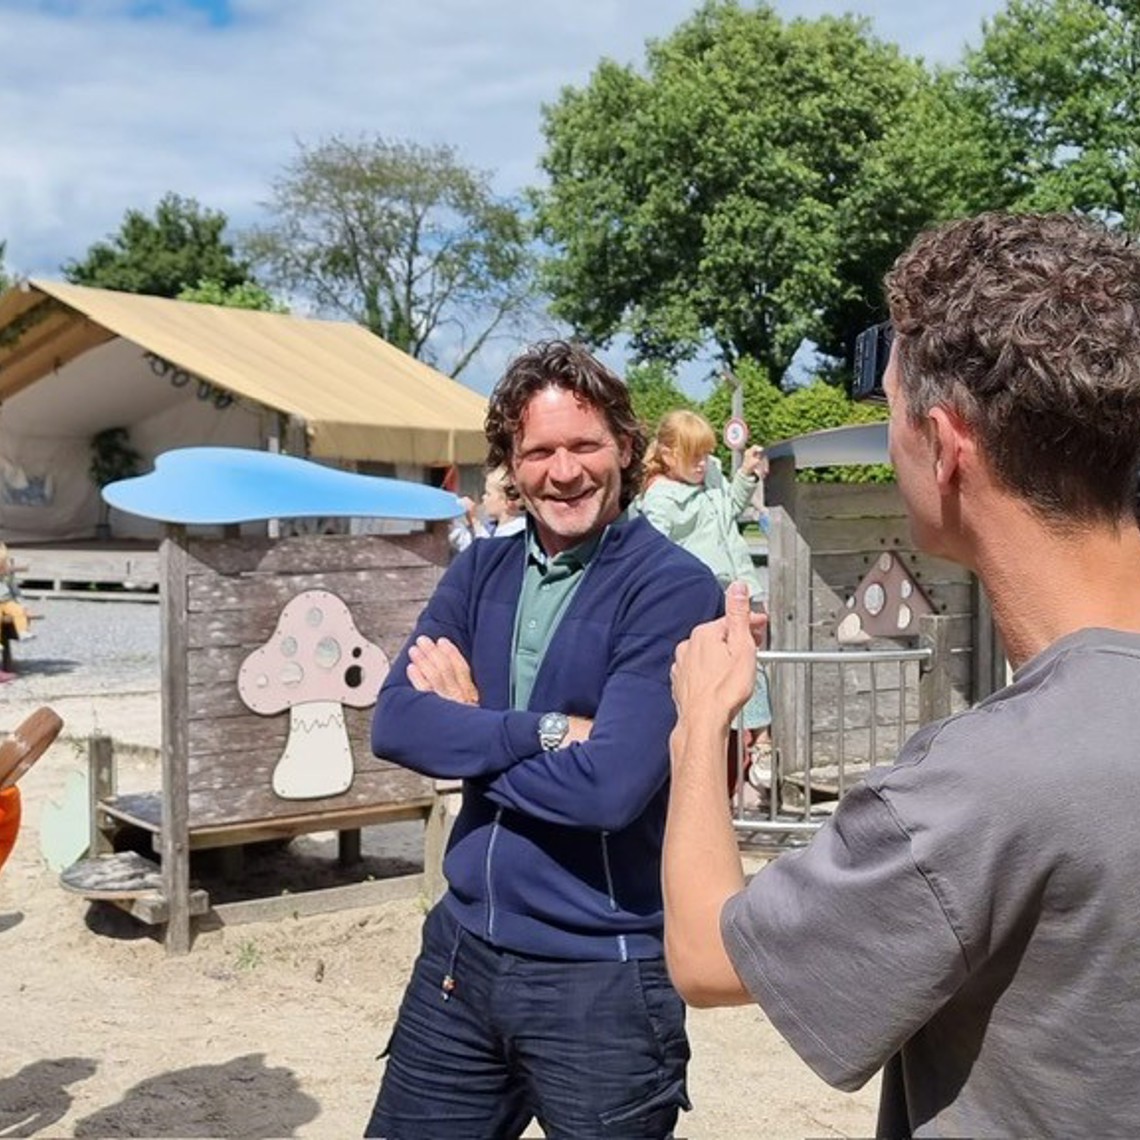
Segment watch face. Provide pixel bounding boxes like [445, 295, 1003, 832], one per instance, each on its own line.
[539, 712, 569, 748]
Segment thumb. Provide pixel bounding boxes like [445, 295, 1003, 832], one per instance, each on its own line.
[725, 580, 751, 629]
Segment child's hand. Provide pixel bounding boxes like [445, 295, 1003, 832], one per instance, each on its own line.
[741, 446, 768, 478]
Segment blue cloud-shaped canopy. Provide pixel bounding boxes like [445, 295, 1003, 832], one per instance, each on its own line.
[102, 447, 464, 525]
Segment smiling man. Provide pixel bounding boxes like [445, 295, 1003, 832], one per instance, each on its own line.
[663, 213, 1140, 1138]
[365, 340, 722, 1139]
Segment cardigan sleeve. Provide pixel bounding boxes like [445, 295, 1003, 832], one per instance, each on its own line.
[371, 551, 543, 779]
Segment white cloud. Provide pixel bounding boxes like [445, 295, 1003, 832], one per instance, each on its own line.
[0, 0, 1003, 386]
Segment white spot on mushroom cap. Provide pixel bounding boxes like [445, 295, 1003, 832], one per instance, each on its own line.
[306, 606, 323, 627]
[281, 636, 298, 657]
[280, 661, 304, 686]
[315, 636, 341, 670]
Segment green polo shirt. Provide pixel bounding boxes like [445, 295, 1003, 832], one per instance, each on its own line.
[511, 514, 625, 711]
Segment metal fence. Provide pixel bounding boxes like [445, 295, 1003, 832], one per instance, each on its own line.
[731, 626, 952, 849]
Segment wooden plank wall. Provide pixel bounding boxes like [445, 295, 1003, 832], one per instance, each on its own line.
[168, 531, 447, 829]
[768, 479, 975, 771]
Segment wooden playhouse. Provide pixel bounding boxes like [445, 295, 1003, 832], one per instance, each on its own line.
[60, 450, 461, 953]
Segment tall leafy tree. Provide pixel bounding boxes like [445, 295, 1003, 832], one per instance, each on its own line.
[534, 0, 931, 384]
[0, 240, 10, 293]
[960, 0, 1140, 228]
[245, 136, 536, 378]
[812, 68, 1017, 365]
[64, 193, 253, 297]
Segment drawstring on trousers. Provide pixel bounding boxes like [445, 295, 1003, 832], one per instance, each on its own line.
[441, 921, 462, 1001]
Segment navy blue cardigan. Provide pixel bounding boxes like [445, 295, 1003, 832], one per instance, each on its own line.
[371, 515, 723, 960]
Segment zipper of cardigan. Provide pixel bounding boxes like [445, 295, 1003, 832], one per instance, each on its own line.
[484, 806, 503, 941]
[599, 831, 629, 962]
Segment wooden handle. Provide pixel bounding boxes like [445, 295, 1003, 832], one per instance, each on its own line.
[0, 707, 63, 789]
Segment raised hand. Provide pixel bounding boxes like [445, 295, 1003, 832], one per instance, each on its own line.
[672, 581, 763, 725]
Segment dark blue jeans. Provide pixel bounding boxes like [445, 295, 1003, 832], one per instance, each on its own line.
[365, 902, 691, 1139]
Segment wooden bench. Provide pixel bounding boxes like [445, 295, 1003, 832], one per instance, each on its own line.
[61, 736, 449, 930]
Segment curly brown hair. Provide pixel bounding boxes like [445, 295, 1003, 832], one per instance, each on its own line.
[484, 340, 646, 507]
[885, 211, 1140, 526]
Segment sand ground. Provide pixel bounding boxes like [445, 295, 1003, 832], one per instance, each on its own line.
[0, 688, 878, 1139]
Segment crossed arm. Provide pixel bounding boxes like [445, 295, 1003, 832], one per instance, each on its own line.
[374, 557, 724, 831]
[406, 635, 593, 746]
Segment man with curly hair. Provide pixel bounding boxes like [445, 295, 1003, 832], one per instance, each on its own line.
[366, 341, 722, 1138]
[664, 212, 1140, 1137]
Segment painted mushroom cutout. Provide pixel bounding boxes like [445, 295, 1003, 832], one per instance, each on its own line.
[237, 589, 390, 800]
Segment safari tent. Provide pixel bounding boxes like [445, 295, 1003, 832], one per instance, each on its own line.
[0, 280, 489, 543]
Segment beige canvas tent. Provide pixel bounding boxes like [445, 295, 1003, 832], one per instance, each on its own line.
[0, 280, 488, 542]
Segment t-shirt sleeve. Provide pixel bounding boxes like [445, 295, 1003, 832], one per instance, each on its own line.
[720, 780, 970, 1092]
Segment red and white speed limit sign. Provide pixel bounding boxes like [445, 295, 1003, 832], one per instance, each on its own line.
[723, 417, 749, 450]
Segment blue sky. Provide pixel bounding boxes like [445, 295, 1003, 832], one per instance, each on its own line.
[0, 0, 1006, 390]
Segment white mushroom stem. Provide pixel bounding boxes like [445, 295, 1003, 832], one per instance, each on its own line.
[271, 699, 355, 801]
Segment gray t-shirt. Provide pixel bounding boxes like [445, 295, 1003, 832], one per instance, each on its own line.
[722, 627, 1140, 1138]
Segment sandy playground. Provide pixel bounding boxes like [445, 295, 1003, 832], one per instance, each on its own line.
[0, 687, 878, 1139]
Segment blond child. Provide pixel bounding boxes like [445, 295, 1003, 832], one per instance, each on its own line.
[638, 410, 771, 791]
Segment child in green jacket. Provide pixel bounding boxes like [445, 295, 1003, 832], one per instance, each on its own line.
[637, 410, 772, 794]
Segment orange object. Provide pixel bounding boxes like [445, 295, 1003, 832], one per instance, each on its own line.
[0, 785, 21, 872]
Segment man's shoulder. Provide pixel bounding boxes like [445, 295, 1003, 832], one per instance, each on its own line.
[603, 519, 722, 618]
[614, 516, 718, 577]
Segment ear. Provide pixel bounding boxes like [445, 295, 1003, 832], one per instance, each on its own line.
[617, 434, 634, 469]
[927, 405, 972, 491]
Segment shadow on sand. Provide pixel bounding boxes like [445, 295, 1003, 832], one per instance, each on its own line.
[0, 1056, 98, 1137]
[72, 1053, 320, 1138]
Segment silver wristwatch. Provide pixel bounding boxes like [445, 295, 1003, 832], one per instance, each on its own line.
[538, 712, 570, 751]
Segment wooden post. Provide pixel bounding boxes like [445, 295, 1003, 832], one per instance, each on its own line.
[918, 613, 954, 725]
[160, 526, 193, 955]
[768, 506, 811, 781]
[422, 792, 451, 905]
[88, 734, 116, 857]
[338, 829, 362, 866]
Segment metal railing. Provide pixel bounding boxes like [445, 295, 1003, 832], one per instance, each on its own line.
[731, 636, 948, 848]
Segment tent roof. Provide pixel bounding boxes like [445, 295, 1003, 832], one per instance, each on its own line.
[0, 279, 489, 465]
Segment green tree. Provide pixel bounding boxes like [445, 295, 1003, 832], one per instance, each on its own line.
[177, 279, 288, 312]
[959, 0, 1140, 227]
[0, 240, 10, 293]
[766, 380, 891, 483]
[815, 68, 1016, 368]
[245, 136, 535, 378]
[64, 193, 253, 298]
[534, 0, 930, 383]
[626, 360, 696, 434]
